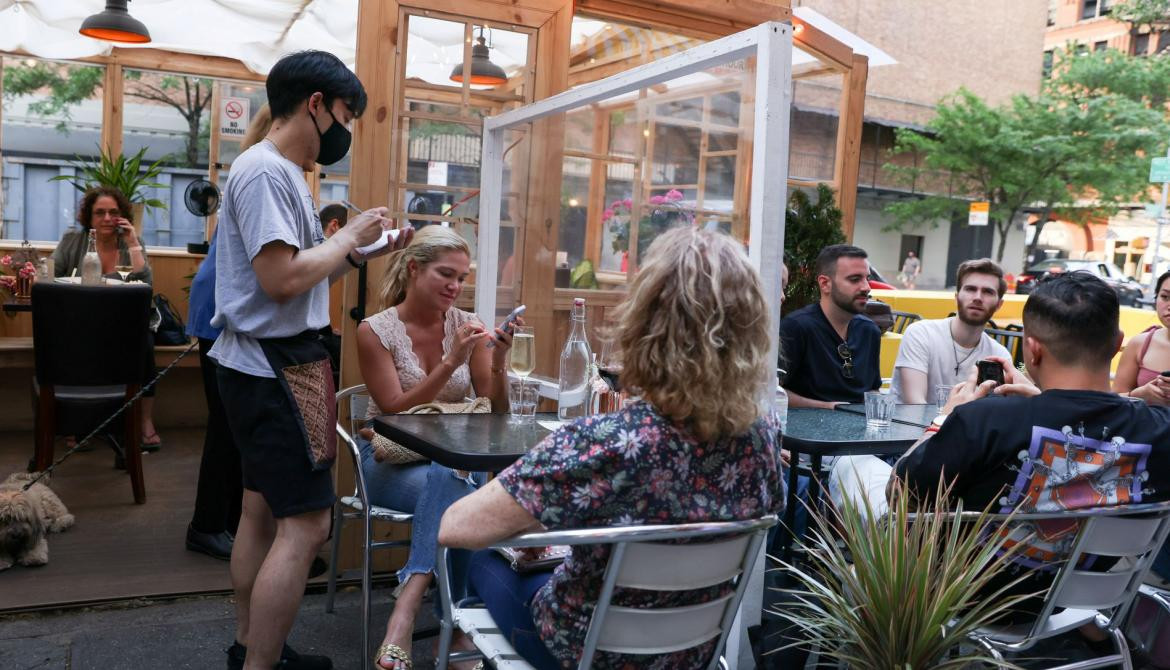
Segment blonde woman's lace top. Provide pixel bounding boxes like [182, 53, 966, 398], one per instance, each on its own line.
[363, 306, 478, 419]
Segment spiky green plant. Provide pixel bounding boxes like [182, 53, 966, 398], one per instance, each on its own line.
[772, 478, 1039, 668]
[50, 146, 168, 213]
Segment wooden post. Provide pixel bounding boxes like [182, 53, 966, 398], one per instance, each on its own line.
[101, 63, 125, 158]
[833, 54, 868, 241]
[206, 84, 222, 241]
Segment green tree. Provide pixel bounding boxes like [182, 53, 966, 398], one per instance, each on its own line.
[1113, 0, 1170, 48]
[2, 61, 212, 167]
[885, 48, 1166, 265]
[783, 183, 844, 315]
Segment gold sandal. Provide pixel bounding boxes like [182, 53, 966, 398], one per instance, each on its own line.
[374, 643, 412, 669]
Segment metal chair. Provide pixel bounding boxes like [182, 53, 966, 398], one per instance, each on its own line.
[326, 384, 414, 670]
[963, 501, 1170, 669]
[435, 515, 777, 670]
[985, 327, 1024, 367]
[890, 310, 922, 334]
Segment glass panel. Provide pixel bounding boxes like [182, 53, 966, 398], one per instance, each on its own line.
[1, 57, 105, 242]
[557, 156, 592, 287]
[704, 156, 736, 205]
[217, 81, 268, 166]
[653, 97, 702, 123]
[708, 131, 739, 152]
[709, 90, 741, 127]
[650, 125, 701, 186]
[790, 72, 842, 183]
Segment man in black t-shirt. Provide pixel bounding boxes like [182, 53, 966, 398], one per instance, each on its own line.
[780, 244, 882, 408]
[835, 272, 1170, 615]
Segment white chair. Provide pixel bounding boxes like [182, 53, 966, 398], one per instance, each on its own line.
[963, 501, 1170, 669]
[326, 384, 415, 670]
[435, 515, 777, 670]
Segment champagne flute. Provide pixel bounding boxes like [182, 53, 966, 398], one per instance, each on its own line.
[509, 325, 537, 423]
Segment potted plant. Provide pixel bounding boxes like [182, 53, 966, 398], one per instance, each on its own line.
[605, 189, 696, 270]
[782, 183, 845, 316]
[51, 146, 169, 235]
[0, 242, 41, 300]
[772, 479, 1035, 668]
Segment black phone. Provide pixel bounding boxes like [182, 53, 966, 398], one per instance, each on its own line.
[1161, 370, 1170, 378]
[976, 360, 1005, 387]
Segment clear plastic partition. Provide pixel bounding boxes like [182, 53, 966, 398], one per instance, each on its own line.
[475, 22, 793, 378]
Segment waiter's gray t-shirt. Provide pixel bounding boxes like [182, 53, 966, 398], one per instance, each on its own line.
[891, 317, 1011, 403]
[209, 140, 328, 377]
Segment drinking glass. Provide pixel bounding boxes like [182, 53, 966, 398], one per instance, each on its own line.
[115, 264, 133, 281]
[935, 385, 953, 409]
[509, 326, 536, 423]
[864, 391, 895, 428]
[508, 379, 538, 424]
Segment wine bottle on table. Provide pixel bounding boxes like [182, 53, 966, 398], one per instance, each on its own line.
[557, 298, 592, 421]
[81, 230, 102, 285]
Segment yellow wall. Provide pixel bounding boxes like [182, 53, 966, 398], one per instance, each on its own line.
[869, 289, 1161, 375]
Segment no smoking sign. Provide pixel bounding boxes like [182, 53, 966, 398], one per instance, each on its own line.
[219, 96, 251, 139]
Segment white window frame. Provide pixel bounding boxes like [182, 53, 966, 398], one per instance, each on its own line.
[475, 21, 794, 392]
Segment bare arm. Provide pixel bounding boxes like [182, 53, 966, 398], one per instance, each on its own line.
[785, 387, 843, 410]
[468, 321, 516, 413]
[438, 479, 543, 549]
[897, 367, 928, 404]
[251, 208, 390, 303]
[1113, 335, 1143, 395]
[357, 321, 490, 413]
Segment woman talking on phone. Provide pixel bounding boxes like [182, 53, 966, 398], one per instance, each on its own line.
[356, 225, 517, 669]
[1114, 270, 1170, 406]
[53, 186, 152, 283]
[53, 186, 161, 450]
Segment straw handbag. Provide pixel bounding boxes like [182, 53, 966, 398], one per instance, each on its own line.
[371, 397, 492, 464]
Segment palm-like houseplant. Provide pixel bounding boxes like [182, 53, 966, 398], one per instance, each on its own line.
[51, 146, 169, 223]
[773, 479, 1037, 668]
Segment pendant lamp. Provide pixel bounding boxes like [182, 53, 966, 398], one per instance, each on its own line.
[449, 28, 507, 86]
[80, 0, 152, 44]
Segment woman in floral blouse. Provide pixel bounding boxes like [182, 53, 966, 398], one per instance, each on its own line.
[438, 226, 784, 669]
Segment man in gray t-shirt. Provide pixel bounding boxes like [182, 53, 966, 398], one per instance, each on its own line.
[210, 51, 411, 670]
[892, 259, 1012, 405]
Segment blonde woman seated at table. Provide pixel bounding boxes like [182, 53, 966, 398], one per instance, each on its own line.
[54, 186, 161, 450]
[1114, 270, 1170, 406]
[438, 227, 785, 669]
[356, 224, 515, 670]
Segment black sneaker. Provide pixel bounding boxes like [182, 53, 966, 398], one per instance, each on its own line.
[186, 525, 233, 561]
[226, 641, 333, 670]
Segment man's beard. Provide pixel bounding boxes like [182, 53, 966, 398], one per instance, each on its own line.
[831, 286, 866, 315]
[956, 302, 994, 327]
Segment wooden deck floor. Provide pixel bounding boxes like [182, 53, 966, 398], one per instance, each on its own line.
[0, 428, 236, 612]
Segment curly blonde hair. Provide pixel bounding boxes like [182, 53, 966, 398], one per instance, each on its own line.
[613, 227, 773, 440]
[379, 225, 471, 308]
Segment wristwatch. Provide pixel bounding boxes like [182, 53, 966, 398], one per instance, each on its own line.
[930, 413, 948, 428]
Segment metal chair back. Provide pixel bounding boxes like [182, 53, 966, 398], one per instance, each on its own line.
[984, 328, 1024, 366]
[968, 501, 1170, 660]
[890, 311, 922, 334]
[327, 384, 414, 670]
[438, 515, 776, 669]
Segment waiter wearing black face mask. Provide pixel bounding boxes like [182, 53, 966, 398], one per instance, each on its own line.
[206, 50, 415, 670]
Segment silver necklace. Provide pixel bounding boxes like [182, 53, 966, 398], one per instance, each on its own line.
[951, 320, 978, 375]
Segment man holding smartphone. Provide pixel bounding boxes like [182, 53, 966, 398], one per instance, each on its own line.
[210, 51, 412, 670]
[833, 273, 1170, 618]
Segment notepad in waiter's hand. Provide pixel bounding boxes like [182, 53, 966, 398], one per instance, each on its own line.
[494, 545, 570, 573]
[355, 228, 401, 256]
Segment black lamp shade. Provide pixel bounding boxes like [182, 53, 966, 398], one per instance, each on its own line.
[449, 37, 508, 86]
[79, 1, 151, 44]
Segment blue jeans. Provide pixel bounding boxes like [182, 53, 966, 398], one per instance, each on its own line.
[358, 437, 485, 604]
[467, 550, 560, 670]
[768, 469, 810, 557]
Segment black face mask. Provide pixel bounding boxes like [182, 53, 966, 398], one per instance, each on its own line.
[309, 104, 351, 166]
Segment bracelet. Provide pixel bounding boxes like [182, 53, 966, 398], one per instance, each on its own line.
[491, 365, 506, 375]
[923, 425, 940, 435]
[128, 246, 143, 252]
[345, 251, 364, 269]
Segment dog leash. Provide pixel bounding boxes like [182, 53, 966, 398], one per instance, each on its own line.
[22, 338, 200, 491]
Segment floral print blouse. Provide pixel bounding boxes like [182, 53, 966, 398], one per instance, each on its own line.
[496, 401, 784, 669]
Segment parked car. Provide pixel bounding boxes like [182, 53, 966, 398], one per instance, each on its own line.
[1015, 259, 1145, 306]
[868, 266, 896, 290]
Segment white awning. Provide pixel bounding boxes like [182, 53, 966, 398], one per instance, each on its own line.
[0, 1, 895, 77]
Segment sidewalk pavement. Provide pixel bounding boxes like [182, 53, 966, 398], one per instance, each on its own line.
[0, 587, 440, 670]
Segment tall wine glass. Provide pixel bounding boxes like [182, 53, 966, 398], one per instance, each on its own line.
[509, 326, 537, 423]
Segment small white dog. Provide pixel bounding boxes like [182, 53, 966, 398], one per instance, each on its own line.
[0, 472, 74, 570]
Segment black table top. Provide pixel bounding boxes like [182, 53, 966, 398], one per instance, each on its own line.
[372, 412, 558, 471]
[2, 299, 31, 312]
[832, 402, 937, 429]
[783, 407, 925, 457]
